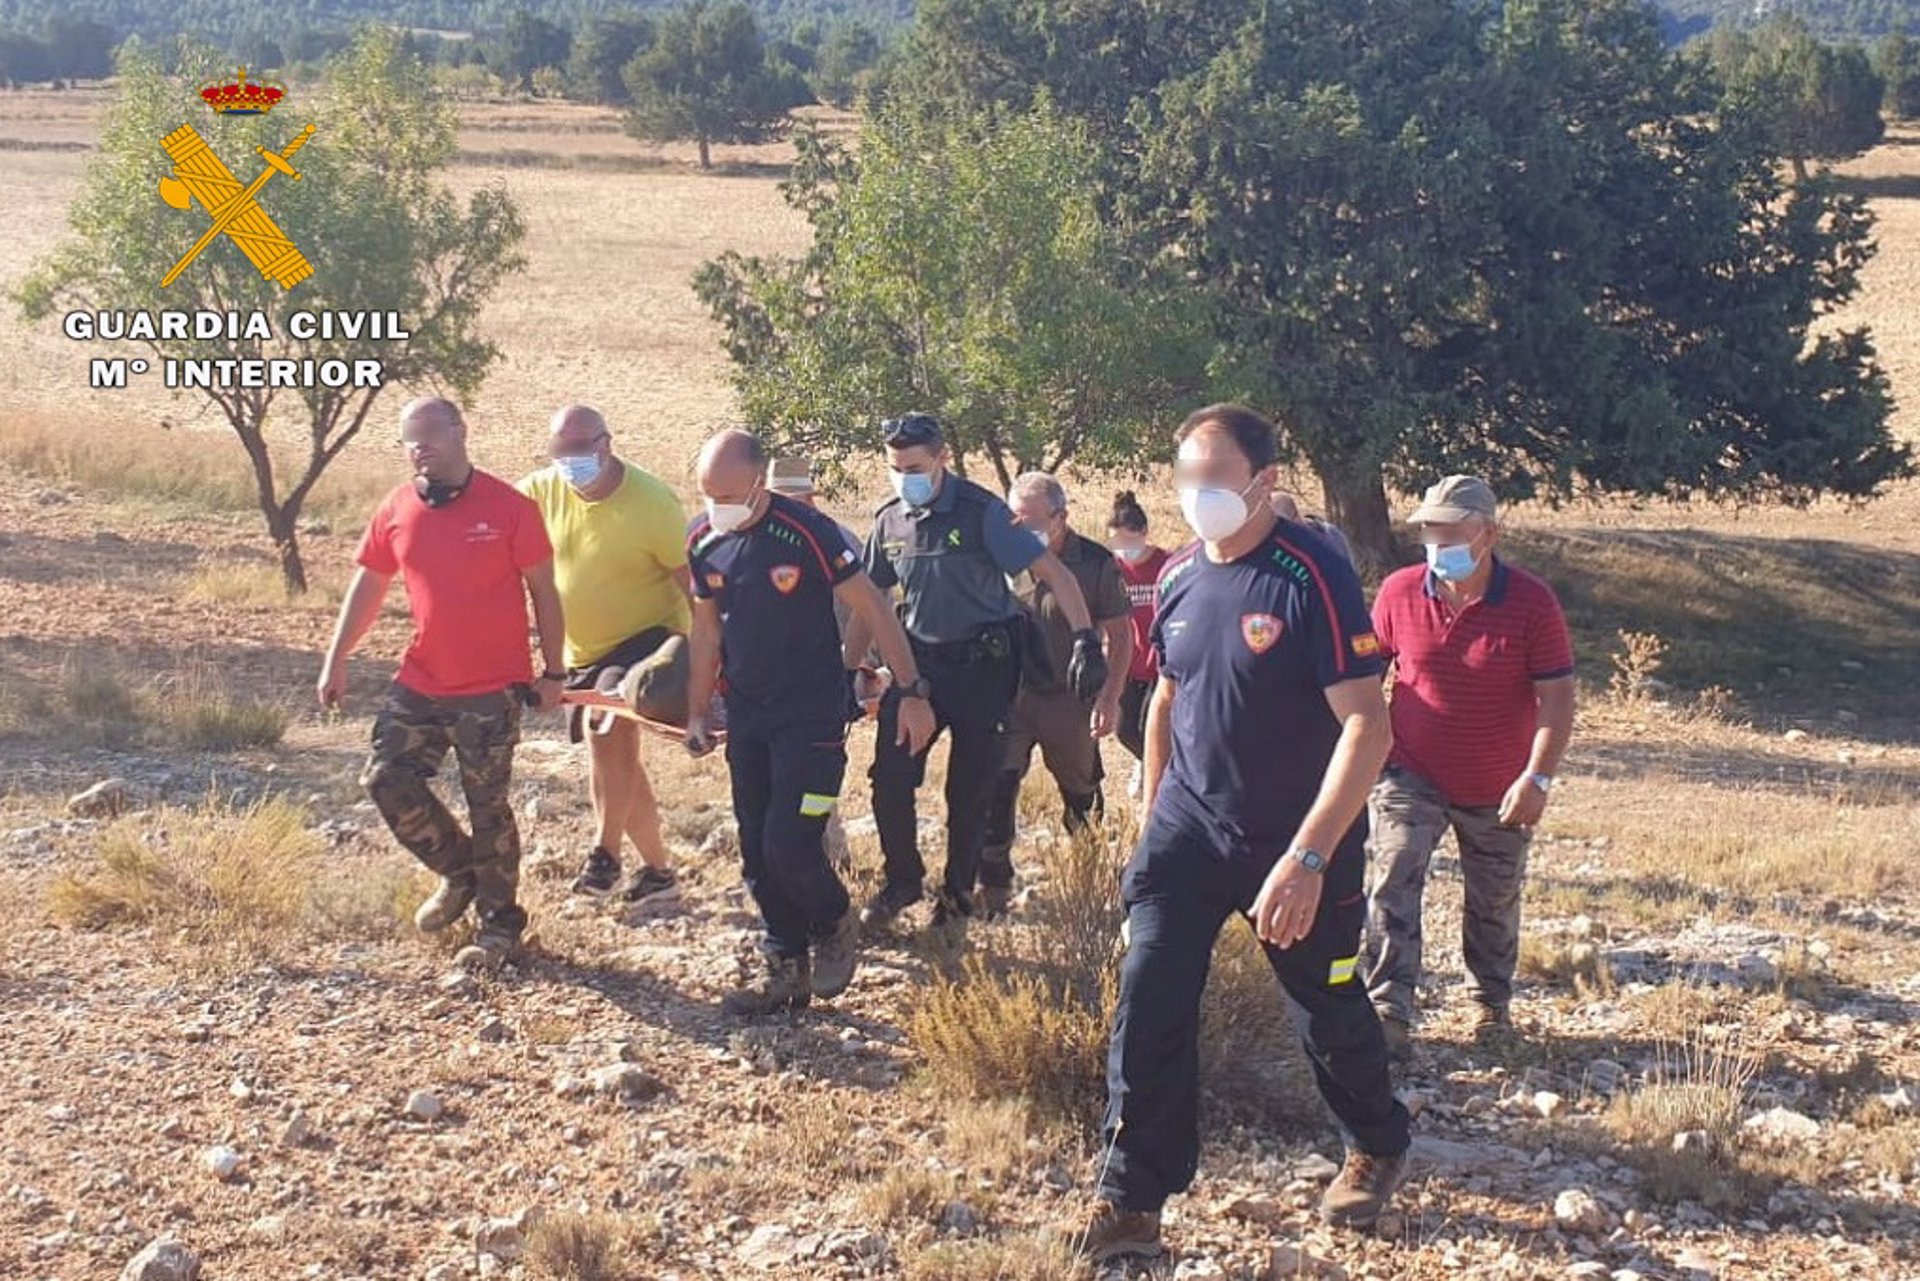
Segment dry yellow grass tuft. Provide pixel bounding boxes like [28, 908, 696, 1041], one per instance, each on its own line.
[47, 797, 323, 964]
[0, 657, 288, 752]
[1603, 1032, 1764, 1209]
[524, 1211, 657, 1281]
[900, 1235, 1080, 1281]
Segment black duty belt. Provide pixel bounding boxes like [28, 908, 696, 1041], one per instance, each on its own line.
[912, 621, 1018, 665]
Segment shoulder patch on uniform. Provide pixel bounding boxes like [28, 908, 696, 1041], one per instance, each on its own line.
[1351, 632, 1381, 658]
[705, 571, 726, 591]
[1242, 613, 1283, 654]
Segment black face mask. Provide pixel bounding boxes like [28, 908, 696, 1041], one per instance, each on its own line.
[414, 469, 473, 508]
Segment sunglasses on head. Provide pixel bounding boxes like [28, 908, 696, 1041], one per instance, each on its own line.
[882, 414, 942, 449]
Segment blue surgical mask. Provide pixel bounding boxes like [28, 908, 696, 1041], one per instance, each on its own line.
[554, 453, 602, 490]
[892, 468, 937, 509]
[1425, 540, 1481, 582]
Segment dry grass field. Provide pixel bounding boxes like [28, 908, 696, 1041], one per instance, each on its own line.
[0, 88, 1916, 1281]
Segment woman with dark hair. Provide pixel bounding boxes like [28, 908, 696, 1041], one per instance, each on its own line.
[1107, 490, 1170, 777]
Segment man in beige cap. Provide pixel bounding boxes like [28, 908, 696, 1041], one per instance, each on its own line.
[1363, 475, 1576, 1058]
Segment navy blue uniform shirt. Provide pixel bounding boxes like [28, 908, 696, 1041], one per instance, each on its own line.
[865, 474, 1045, 644]
[1150, 519, 1387, 861]
[689, 493, 862, 730]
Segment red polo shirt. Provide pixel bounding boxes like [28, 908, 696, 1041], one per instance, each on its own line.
[356, 472, 553, 699]
[1372, 558, 1574, 808]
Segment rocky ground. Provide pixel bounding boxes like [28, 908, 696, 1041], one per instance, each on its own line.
[2, 469, 1918, 1281]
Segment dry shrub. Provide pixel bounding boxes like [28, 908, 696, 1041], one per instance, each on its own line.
[525, 1211, 655, 1281]
[1604, 1032, 1764, 1209]
[909, 959, 1109, 1128]
[902, 1236, 1079, 1281]
[152, 661, 289, 751]
[859, 1163, 964, 1228]
[939, 1098, 1036, 1186]
[47, 796, 324, 965]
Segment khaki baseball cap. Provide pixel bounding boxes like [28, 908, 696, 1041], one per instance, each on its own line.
[1408, 475, 1497, 525]
[767, 456, 815, 495]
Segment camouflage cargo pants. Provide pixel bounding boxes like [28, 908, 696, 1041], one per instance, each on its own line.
[361, 682, 527, 938]
[1363, 764, 1531, 1024]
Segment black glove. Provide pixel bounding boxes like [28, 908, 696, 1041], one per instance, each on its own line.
[1067, 629, 1108, 704]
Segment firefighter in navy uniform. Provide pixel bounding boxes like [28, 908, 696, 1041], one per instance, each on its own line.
[684, 430, 935, 1015]
[852, 414, 1108, 961]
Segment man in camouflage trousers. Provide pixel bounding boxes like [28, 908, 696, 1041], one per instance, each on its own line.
[319, 397, 565, 970]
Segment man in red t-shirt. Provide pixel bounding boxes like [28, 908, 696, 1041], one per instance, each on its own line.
[317, 397, 565, 970]
[1364, 476, 1575, 1058]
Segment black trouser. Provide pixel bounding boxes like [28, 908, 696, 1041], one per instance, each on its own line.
[728, 716, 851, 959]
[1100, 813, 1411, 1211]
[1117, 676, 1155, 762]
[869, 639, 1021, 913]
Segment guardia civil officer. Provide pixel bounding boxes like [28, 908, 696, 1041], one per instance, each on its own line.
[853, 414, 1107, 961]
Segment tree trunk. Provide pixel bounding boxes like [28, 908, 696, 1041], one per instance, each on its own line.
[267, 504, 309, 595]
[698, 134, 712, 170]
[1310, 452, 1406, 581]
[1791, 154, 1810, 184]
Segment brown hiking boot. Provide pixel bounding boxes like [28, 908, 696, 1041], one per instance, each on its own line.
[723, 951, 812, 1016]
[1319, 1148, 1409, 1229]
[616, 634, 690, 726]
[414, 876, 475, 933]
[1472, 1004, 1513, 1039]
[453, 925, 518, 974]
[811, 907, 861, 1000]
[1379, 1013, 1413, 1064]
[1060, 1201, 1163, 1262]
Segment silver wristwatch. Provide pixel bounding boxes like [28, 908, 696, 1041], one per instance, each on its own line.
[1525, 772, 1554, 794]
[1288, 846, 1328, 874]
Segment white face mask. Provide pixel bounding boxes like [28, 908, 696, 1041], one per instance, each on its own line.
[706, 486, 759, 535]
[1113, 543, 1150, 563]
[1178, 478, 1260, 544]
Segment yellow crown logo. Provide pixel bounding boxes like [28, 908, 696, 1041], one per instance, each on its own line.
[200, 65, 286, 116]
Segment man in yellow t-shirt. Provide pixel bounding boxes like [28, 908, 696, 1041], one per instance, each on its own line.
[519, 405, 693, 906]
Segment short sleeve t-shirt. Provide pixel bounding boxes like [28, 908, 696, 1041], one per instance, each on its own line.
[1151, 520, 1386, 861]
[1010, 530, 1132, 693]
[689, 493, 863, 730]
[1116, 546, 1171, 682]
[517, 459, 692, 668]
[864, 476, 1044, 643]
[1372, 558, 1575, 807]
[355, 471, 552, 699]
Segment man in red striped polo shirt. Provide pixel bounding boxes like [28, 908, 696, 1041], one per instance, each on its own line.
[1364, 475, 1575, 1059]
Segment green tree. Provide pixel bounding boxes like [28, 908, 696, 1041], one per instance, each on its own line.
[493, 7, 571, 95]
[1873, 29, 1920, 118]
[623, 1, 812, 170]
[693, 100, 1210, 489]
[1711, 14, 1886, 181]
[567, 11, 654, 106]
[810, 20, 882, 107]
[17, 30, 527, 593]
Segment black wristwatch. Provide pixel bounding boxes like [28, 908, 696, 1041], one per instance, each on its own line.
[899, 676, 933, 701]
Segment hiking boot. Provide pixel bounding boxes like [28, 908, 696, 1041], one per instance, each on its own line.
[616, 634, 690, 726]
[414, 876, 475, 933]
[810, 907, 861, 999]
[1319, 1148, 1409, 1230]
[975, 883, 1013, 921]
[569, 847, 621, 897]
[453, 922, 520, 973]
[621, 864, 681, 907]
[1472, 1004, 1512, 1038]
[722, 950, 812, 1016]
[1378, 1013, 1414, 1064]
[927, 897, 969, 969]
[1060, 1200, 1163, 1262]
[859, 882, 921, 935]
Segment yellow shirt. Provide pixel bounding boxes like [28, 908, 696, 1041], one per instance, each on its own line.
[517, 458, 692, 667]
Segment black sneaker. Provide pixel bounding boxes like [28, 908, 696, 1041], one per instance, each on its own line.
[570, 847, 621, 896]
[859, 882, 922, 935]
[621, 865, 681, 907]
[975, 882, 1013, 921]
